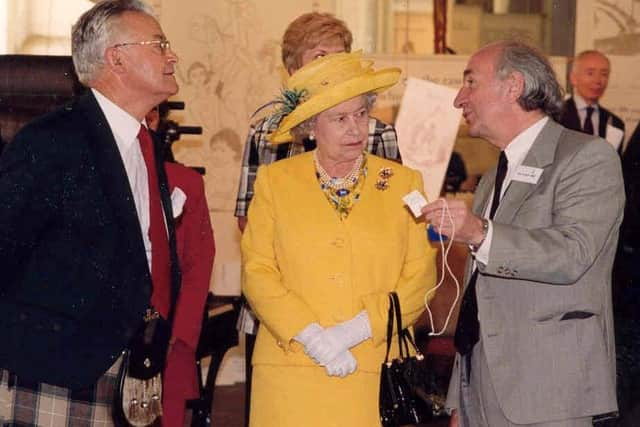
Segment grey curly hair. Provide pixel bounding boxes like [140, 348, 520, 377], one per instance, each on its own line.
[493, 41, 564, 120]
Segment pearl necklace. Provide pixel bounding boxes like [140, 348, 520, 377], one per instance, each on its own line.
[314, 151, 364, 193]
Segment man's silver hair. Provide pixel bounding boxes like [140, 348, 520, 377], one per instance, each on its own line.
[71, 0, 155, 85]
[493, 41, 564, 120]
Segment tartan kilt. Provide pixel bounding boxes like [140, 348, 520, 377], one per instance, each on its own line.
[0, 355, 122, 427]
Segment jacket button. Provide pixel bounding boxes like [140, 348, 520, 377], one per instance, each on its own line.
[332, 238, 345, 248]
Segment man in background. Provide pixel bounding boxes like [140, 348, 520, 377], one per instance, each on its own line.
[559, 49, 625, 152]
[0, 0, 180, 424]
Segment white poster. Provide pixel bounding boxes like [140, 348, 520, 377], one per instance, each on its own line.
[395, 78, 463, 201]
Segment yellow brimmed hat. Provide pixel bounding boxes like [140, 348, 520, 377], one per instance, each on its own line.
[268, 51, 401, 144]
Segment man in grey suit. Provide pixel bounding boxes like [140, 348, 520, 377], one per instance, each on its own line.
[423, 41, 624, 426]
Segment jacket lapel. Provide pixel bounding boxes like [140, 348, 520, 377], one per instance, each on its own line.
[76, 92, 148, 266]
[473, 171, 494, 217]
[495, 119, 561, 224]
[563, 98, 581, 132]
[598, 108, 609, 138]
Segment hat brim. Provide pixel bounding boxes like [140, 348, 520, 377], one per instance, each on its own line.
[269, 67, 401, 144]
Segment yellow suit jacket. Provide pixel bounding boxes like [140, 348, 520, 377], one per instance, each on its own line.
[241, 152, 437, 373]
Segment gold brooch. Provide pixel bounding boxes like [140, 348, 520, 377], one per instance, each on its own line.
[376, 179, 389, 190]
[376, 167, 393, 190]
[378, 167, 394, 179]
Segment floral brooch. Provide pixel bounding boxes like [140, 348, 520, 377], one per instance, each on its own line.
[376, 167, 394, 190]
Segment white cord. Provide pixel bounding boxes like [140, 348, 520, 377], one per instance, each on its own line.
[423, 198, 460, 336]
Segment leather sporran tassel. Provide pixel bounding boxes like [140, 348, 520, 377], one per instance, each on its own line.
[121, 374, 163, 426]
[147, 374, 163, 418]
[115, 316, 170, 426]
[128, 397, 140, 421]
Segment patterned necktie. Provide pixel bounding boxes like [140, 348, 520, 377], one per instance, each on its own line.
[583, 106, 595, 135]
[138, 125, 171, 318]
[454, 151, 508, 356]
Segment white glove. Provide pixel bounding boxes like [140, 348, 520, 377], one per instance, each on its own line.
[324, 350, 357, 377]
[305, 311, 372, 366]
[294, 322, 323, 347]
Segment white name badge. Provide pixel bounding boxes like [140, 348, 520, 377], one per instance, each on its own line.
[513, 166, 543, 184]
[606, 125, 624, 150]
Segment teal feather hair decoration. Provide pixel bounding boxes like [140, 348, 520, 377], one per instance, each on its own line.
[251, 87, 308, 128]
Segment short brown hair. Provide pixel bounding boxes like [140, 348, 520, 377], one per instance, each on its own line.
[281, 12, 352, 73]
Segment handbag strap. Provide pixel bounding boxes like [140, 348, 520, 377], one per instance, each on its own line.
[391, 291, 425, 358]
[385, 291, 424, 362]
[384, 293, 395, 364]
[391, 292, 410, 358]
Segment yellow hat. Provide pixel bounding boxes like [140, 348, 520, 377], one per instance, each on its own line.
[268, 51, 401, 144]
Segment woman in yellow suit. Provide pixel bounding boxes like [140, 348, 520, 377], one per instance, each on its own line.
[241, 51, 437, 426]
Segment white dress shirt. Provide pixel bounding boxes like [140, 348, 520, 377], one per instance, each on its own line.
[92, 88, 152, 269]
[474, 116, 549, 266]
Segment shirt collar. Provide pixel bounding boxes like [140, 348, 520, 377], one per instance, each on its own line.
[91, 88, 143, 146]
[573, 93, 599, 112]
[504, 116, 549, 168]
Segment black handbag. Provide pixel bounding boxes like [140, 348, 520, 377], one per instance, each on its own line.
[379, 292, 434, 427]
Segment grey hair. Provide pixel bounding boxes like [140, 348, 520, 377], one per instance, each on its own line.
[291, 93, 376, 140]
[493, 41, 563, 120]
[72, 0, 155, 85]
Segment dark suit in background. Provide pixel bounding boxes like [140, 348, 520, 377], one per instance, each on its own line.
[559, 97, 625, 153]
[610, 122, 640, 427]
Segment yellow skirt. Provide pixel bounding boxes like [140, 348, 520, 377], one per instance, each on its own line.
[250, 365, 382, 427]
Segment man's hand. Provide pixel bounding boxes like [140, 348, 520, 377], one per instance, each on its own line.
[449, 409, 458, 427]
[422, 198, 485, 246]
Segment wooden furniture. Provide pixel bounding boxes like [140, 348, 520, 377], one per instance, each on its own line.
[0, 55, 83, 143]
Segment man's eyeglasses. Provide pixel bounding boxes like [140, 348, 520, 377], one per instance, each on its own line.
[112, 39, 171, 54]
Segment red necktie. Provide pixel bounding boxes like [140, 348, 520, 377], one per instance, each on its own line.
[138, 125, 171, 318]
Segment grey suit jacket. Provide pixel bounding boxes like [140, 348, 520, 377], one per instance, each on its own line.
[446, 119, 624, 424]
